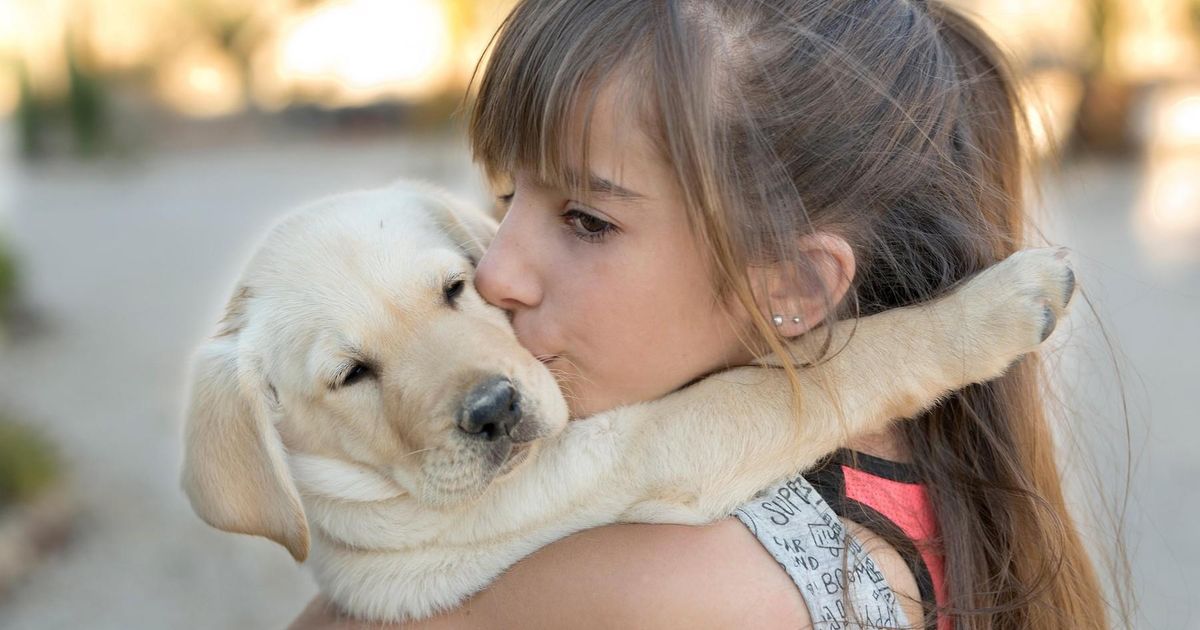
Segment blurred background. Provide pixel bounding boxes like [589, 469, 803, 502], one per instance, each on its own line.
[0, 0, 1195, 628]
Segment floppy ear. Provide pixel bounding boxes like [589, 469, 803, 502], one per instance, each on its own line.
[180, 291, 309, 562]
[428, 192, 499, 264]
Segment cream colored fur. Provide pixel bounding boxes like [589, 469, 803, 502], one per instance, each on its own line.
[181, 181, 1076, 622]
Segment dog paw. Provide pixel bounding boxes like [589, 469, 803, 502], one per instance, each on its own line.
[958, 247, 1077, 357]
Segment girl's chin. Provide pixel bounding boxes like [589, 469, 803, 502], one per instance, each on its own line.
[564, 389, 589, 419]
[567, 394, 619, 421]
[563, 387, 601, 420]
[541, 357, 588, 418]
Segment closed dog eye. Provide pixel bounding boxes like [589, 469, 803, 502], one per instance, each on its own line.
[444, 274, 466, 307]
[332, 361, 375, 390]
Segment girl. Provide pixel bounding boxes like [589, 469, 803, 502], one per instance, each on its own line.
[292, 0, 1110, 627]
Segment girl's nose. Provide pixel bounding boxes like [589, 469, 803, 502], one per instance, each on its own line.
[475, 209, 542, 311]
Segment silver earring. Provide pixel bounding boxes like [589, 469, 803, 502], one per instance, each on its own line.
[772, 314, 784, 326]
[792, 316, 803, 324]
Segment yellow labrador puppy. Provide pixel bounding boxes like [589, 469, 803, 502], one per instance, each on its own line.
[181, 181, 1076, 622]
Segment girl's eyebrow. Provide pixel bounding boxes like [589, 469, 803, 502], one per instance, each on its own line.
[563, 168, 647, 201]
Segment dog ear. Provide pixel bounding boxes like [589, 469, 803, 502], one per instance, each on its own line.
[428, 192, 498, 264]
[180, 291, 309, 562]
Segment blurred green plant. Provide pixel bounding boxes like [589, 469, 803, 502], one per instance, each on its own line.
[0, 418, 61, 508]
[66, 34, 109, 158]
[0, 239, 16, 321]
[15, 60, 46, 159]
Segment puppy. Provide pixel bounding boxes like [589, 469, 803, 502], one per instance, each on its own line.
[181, 181, 1076, 621]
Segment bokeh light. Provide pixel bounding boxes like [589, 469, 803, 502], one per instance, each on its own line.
[80, 0, 166, 72]
[266, 0, 454, 108]
[1159, 94, 1200, 148]
[1112, 0, 1200, 80]
[155, 42, 245, 118]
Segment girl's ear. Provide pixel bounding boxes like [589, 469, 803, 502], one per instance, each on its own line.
[747, 232, 856, 337]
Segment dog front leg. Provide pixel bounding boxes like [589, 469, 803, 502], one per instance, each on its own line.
[620, 247, 1076, 522]
[778, 247, 1076, 437]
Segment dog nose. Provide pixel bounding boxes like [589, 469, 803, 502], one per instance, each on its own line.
[459, 376, 522, 440]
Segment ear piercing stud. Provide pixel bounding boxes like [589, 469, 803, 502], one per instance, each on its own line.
[772, 315, 804, 327]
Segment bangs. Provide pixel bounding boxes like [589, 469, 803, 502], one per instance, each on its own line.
[467, 0, 657, 198]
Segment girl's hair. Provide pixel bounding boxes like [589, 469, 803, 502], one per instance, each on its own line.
[468, 1, 1112, 628]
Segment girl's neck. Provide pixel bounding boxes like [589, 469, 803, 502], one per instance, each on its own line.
[845, 424, 910, 463]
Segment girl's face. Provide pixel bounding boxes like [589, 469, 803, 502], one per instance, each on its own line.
[474, 85, 756, 418]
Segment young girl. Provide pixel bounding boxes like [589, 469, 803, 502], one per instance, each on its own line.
[291, 0, 1110, 627]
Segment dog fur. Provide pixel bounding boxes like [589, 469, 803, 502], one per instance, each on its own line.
[181, 181, 1076, 622]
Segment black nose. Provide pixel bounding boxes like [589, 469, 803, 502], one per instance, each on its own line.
[459, 376, 522, 440]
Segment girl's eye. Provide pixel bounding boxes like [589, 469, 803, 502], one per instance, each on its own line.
[562, 208, 616, 243]
[497, 192, 515, 204]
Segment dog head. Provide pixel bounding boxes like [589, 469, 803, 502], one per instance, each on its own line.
[180, 183, 569, 561]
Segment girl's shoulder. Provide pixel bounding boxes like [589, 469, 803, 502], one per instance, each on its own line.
[453, 517, 921, 629]
[477, 519, 812, 629]
[288, 518, 923, 630]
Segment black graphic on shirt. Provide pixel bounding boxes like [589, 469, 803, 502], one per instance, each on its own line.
[734, 472, 905, 629]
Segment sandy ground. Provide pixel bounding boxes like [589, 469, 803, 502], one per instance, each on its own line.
[0, 128, 1195, 629]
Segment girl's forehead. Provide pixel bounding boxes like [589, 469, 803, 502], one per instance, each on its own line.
[473, 45, 664, 189]
[569, 84, 658, 173]
[512, 80, 670, 199]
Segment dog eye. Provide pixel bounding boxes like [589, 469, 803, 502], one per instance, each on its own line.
[339, 362, 374, 388]
[444, 277, 466, 305]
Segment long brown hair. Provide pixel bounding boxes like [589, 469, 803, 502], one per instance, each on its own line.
[468, 1, 1113, 628]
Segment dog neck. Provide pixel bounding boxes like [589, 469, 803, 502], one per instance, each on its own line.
[289, 454, 464, 552]
[289, 418, 627, 555]
[290, 453, 409, 503]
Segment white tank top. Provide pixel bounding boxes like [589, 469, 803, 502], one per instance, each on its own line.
[733, 471, 911, 629]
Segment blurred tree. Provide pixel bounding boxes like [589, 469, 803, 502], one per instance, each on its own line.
[65, 32, 109, 157]
[178, 0, 321, 115]
[14, 31, 111, 160]
[1085, 0, 1115, 74]
[180, 0, 257, 111]
[1075, 0, 1136, 154]
[15, 60, 46, 160]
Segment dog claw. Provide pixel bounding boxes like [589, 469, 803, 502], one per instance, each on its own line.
[1040, 304, 1057, 342]
[1063, 267, 1075, 305]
